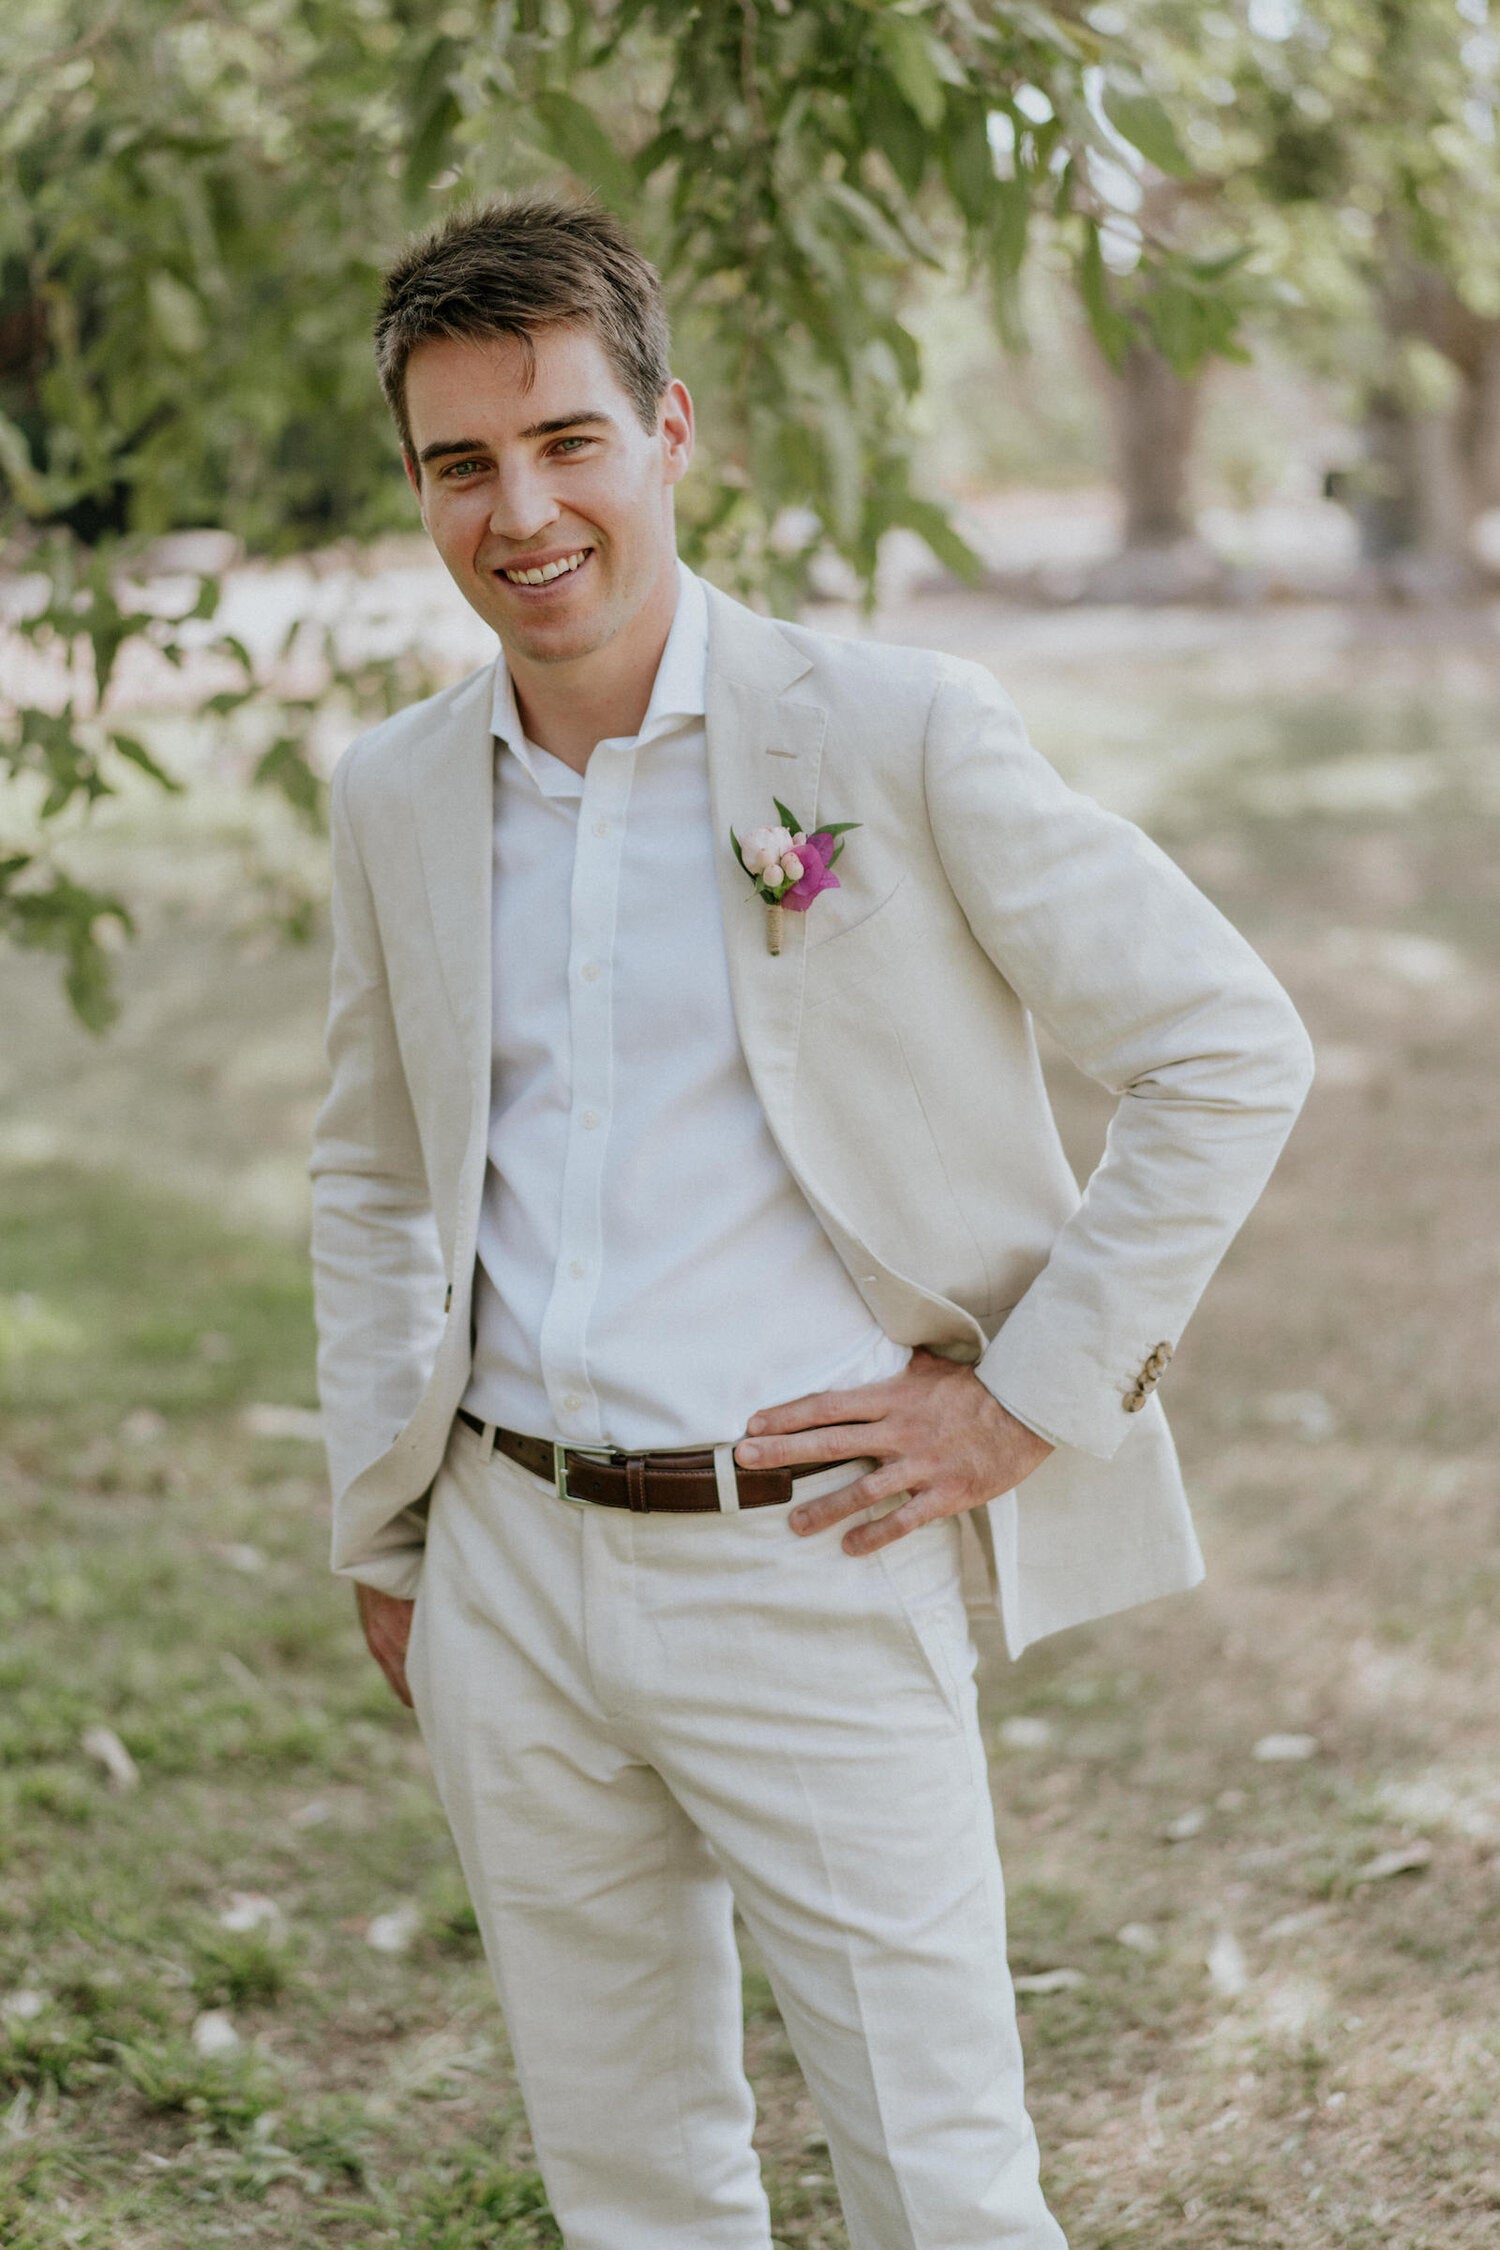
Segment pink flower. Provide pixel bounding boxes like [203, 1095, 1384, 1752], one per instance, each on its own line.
[779, 830, 842, 911]
[780, 851, 804, 883]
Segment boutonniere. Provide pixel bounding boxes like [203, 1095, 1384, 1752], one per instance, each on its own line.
[731, 799, 860, 955]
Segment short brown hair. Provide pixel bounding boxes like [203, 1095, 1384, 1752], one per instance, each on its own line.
[374, 193, 672, 459]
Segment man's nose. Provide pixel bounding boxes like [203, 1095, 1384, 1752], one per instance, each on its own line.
[487, 463, 559, 545]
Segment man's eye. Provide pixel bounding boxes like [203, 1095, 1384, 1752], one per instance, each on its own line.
[552, 436, 592, 455]
[444, 459, 485, 479]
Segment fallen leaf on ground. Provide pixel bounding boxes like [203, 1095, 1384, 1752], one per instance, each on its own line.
[1253, 1733, 1321, 1762]
[1116, 1922, 1162, 1954]
[1260, 1391, 1339, 1442]
[81, 1725, 139, 1791]
[212, 1542, 266, 1573]
[240, 1403, 323, 1442]
[1, 1991, 49, 2024]
[1161, 1807, 1207, 1842]
[366, 1904, 422, 1955]
[1013, 1968, 1087, 1993]
[218, 1893, 284, 1936]
[1207, 1930, 1249, 1997]
[1263, 1905, 1334, 1940]
[997, 1716, 1053, 1750]
[119, 1408, 166, 1445]
[1352, 1842, 1433, 1884]
[191, 2010, 240, 2057]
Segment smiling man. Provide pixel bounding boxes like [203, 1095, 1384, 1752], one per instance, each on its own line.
[310, 194, 1313, 2250]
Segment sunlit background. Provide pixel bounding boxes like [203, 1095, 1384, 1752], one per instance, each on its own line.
[4, 2, 1500, 2244]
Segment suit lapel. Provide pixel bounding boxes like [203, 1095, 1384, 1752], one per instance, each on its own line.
[403, 590, 830, 1164]
[405, 661, 496, 1129]
[703, 585, 826, 1138]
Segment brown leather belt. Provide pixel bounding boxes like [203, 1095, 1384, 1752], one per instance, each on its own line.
[456, 1409, 853, 1513]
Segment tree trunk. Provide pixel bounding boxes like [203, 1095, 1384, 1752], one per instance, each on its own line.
[1110, 335, 1200, 546]
[1336, 262, 1495, 598]
[1079, 334, 1226, 601]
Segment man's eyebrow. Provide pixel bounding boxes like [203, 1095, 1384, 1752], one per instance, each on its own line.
[519, 409, 616, 440]
[416, 411, 616, 465]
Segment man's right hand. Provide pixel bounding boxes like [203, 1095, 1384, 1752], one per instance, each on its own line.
[356, 1581, 416, 1707]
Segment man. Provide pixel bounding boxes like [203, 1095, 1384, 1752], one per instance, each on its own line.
[311, 192, 1312, 2250]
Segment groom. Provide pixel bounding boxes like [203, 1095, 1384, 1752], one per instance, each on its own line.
[311, 193, 1312, 2249]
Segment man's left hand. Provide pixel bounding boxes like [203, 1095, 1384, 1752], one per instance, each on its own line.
[734, 1348, 1054, 1555]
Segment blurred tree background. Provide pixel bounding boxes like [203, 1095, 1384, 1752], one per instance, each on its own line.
[2, 0, 1498, 1024]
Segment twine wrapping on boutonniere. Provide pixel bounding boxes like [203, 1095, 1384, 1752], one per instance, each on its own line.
[730, 798, 860, 955]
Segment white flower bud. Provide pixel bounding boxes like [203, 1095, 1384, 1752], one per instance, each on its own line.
[781, 852, 803, 882]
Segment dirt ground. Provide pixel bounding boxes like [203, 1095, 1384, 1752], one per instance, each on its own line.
[2, 583, 1499, 2245]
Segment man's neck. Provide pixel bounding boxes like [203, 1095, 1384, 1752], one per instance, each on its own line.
[506, 558, 681, 776]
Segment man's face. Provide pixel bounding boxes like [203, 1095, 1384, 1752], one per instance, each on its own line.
[403, 322, 693, 667]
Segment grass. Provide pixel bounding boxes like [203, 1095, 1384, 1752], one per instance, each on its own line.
[2, 593, 1499, 2242]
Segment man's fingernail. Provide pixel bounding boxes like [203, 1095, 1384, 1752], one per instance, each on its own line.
[790, 1510, 809, 1532]
[746, 1415, 765, 1435]
[737, 1442, 760, 1463]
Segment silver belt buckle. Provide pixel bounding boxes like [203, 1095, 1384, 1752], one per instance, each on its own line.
[552, 1441, 613, 1507]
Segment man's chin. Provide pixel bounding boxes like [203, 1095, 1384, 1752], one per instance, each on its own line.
[489, 594, 619, 665]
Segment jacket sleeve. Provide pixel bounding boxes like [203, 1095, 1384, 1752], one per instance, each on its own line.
[309, 747, 447, 1587]
[922, 659, 1314, 1460]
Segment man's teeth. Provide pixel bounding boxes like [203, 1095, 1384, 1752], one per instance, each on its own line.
[501, 550, 589, 585]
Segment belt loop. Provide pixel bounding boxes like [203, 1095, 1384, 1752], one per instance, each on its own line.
[625, 1455, 648, 1513]
[713, 1443, 741, 1513]
[479, 1421, 496, 1462]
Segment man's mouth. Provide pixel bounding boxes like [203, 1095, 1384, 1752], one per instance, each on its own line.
[495, 547, 593, 588]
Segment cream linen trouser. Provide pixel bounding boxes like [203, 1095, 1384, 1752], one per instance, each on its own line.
[405, 1416, 1068, 2250]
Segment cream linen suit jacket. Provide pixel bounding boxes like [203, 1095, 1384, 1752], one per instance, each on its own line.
[310, 575, 1314, 1660]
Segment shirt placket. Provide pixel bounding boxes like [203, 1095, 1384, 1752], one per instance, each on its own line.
[536, 738, 637, 1444]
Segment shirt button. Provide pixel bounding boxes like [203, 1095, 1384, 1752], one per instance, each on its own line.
[580, 1109, 602, 1130]
[580, 960, 601, 983]
[592, 818, 610, 838]
[568, 1260, 586, 1280]
[562, 1392, 584, 1414]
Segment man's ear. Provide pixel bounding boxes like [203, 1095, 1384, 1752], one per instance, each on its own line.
[659, 377, 694, 488]
[402, 450, 423, 506]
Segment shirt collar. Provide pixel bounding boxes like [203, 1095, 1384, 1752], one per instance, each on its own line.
[489, 558, 707, 779]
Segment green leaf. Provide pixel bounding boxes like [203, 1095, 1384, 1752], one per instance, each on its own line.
[815, 820, 861, 837]
[404, 34, 463, 201]
[0, 857, 132, 1035]
[252, 737, 322, 826]
[634, 126, 687, 184]
[871, 16, 946, 133]
[1100, 87, 1193, 181]
[110, 733, 184, 794]
[772, 797, 802, 833]
[530, 91, 635, 209]
[0, 409, 56, 516]
[857, 72, 928, 197]
[884, 494, 984, 586]
[1076, 221, 1134, 370]
[939, 97, 996, 229]
[147, 272, 207, 356]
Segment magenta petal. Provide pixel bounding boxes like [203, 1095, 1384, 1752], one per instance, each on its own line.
[781, 865, 840, 911]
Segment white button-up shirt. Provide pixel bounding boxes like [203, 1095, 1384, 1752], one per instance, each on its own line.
[463, 561, 909, 1449]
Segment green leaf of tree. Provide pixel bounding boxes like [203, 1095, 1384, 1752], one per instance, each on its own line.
[871, 15, 946, 133]
[1100, 87, 1193, 180]
[529, 91, 635, 209]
